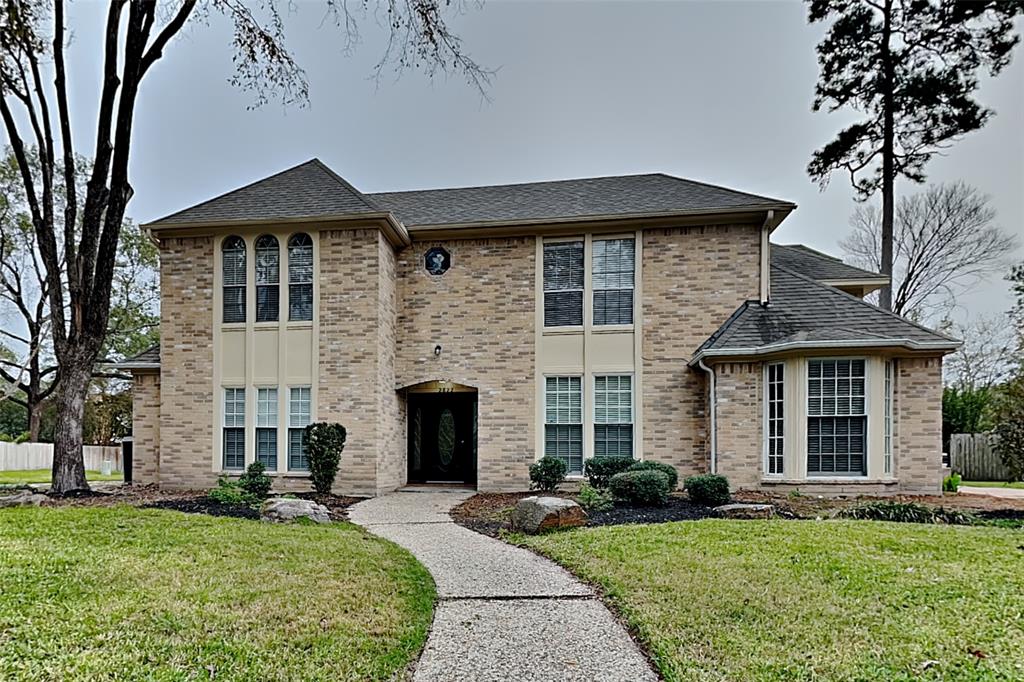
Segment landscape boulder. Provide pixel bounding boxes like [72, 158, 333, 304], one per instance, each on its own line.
[713, 503, 774, 520]
[511, 496, 588, 534]
[260, 498, 331, 524]
[0, 490, 48, 508]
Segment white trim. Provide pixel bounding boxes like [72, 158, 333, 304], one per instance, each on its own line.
[804, 357, 869, 477]
[691, 338, 958, 365]
[763, 361, 785, 477]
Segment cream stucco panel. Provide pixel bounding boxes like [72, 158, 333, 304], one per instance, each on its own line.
[253, 328, 279, 384]
[590, 331, 635, 372]
[220, 329, 247, 383]
[284, 327, 314, 383]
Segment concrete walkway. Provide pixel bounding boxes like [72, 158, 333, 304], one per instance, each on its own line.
[349, 490, 658, 682]
[959, 485, 1024, 500]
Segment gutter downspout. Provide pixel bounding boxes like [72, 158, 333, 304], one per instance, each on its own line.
[697, 358, 717, 474]
[760, 210, 774, 304]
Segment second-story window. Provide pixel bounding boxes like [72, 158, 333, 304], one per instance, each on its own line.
[255, 235, 280, 322]
[543, 241, 584, 327]
[222, 236, 246, 323]
[288, 233, 313, 321]
[593, 238, 634, 325]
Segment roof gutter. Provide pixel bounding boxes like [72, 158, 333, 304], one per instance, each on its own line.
[696, 358, 718, 475]
[690, 337, 961, 367]
[759, 210, 774, 305]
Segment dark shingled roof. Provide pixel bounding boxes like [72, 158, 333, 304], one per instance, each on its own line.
[369, 173, 793, 227]
[693, 266, 957, 362]
[149, 159, 381, 225]
[771, 244, 885, 282]
[110, 344, 160, 369]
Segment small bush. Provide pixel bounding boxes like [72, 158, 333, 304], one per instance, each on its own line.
[608, 470, 671, 506]
[840, 501, 977, 525]
[239, 461, 273, 498]
[208, 477, 257, 506]
[943, 472, 962, 493]
[684, 474, 731, 506]
[584, 456, 635, 488]
[529, 456, 567, 491]
[627, 460, 679, 490]
[577, 483, 614, 512]
[306, 422, 347, 495]
[13, 432, 29, 444]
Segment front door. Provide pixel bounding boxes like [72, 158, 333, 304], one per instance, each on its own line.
[407, 392, 477, 484]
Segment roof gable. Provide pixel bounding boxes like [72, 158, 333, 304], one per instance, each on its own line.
[771, 244, 885, 283]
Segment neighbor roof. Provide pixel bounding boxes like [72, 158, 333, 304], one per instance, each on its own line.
[771, 244, 886, 283]
[370, 173, 794, 227]
[149, 159, 382, 226]
[692, 266, 958, 363]
[109, 344, 160, 371]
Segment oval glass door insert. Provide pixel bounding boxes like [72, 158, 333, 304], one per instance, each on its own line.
[437, 408, 455, 469]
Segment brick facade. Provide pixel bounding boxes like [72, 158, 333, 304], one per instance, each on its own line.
[713, 362, 763, 489]
[894, 356, 944, 494]
[130, 372, 160, 484]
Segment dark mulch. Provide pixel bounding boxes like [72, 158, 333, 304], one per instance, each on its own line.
[291, 492, 364, 519]
[587, 496, 714, 526]
[145, 496, 260, 520]
[734, 489, 1024, 518]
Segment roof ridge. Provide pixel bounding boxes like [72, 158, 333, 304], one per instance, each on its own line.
[367, 172, 669, 197]
[770, 264, 958, 343]
[653, 172, 793, 206]
[771, 243, 884, 279]
[309, 158, 382, 211]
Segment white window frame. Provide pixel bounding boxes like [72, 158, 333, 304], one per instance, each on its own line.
[287, 386, 312, 471]
[884, 359, 894, 475]
[764, 362, 785, 477]
[222, 386, 246, 471]
[221, 236, 246, 325]
[592, 373, 634, 459]
[591, 238, 635, 327]
[805, 357, 869, 478]
[287, 233, 314, 322]
[256, 387, 278, 471]
[544, 375, 584, 475]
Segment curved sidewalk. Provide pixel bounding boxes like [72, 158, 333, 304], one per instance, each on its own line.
[349, 490, 658, 682]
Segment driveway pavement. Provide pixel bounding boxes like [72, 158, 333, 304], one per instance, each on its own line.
[959, 485, 1024, 500]
[349, 490, 658, 682]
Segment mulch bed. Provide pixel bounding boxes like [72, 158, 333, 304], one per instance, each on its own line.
[587, 496, 714, 526]
[734, 490, 1024, 518]
[145, 496, 261, 520]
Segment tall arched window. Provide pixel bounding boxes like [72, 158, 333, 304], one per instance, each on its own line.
[288, 233, 313, 321]
[255, 235, 280, 322]
[222, 236, 246, 323]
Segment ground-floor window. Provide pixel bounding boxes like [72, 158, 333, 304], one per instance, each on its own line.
[256, 387, 278, 470]
[594, 375, 633, 457]
[288, 386, 311, 471]
[884, 359, 894, 474]
[807, 359, 866, 476]
[765, 363, 784, 475]
[545, 376, 583, 475]
[223, 387, 245, 470]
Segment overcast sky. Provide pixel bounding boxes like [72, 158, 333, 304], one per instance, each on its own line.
[62, 0, 1023, 322]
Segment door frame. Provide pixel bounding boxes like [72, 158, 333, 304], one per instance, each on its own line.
[406, 387, 478, 485]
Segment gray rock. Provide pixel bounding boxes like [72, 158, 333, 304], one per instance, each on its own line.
[511, 496, 587, 534]
[713, 502, 774, 520]
[0, 491, 47, 508]
[260, 498, 331, 523]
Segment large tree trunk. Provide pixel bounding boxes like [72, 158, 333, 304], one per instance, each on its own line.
[27, 401, 43, 442]
[879, 0, 895, 312]
[50, 360, 91, 493]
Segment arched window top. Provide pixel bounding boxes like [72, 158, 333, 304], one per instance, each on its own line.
[288, 233, 312, 249]
[222, 235, 245, 252]
[288, 233, 313, 321]
[256, 234, 279, 250]
[222, 236, 246, 323]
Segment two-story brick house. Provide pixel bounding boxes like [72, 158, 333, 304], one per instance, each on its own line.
[117, 159, 957, 496]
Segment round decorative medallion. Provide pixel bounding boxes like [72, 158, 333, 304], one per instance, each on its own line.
[424, 247, 451, 276]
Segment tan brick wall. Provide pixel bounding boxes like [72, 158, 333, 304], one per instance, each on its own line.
[895, 356, 944, 494]
[130, 371, 161, 484]
[714, 361, 763, 489]
[396, 237, 536, 492]
[641, 224, 760, 478]
[376, 232, 405, 493]
[158, 236, 216, 489]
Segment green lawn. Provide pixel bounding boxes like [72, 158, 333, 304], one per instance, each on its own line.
[0, 469, 123, 485]
[0, 506, 434, 681]
[517, 520, 1024, 682]
[962, 481, 1024, 490]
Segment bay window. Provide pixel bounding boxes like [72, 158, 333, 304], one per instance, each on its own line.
[765, 363, 784, 476]
[807, 359, 867, 476]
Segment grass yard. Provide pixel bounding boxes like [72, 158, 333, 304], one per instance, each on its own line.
[517, 520, 1024, 682]
[0, 506, 434, 681]
[0, 469, 123, 485]
[962, 481, 1024, 490]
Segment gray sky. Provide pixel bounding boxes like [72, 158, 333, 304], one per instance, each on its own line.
[65, 0, 1023, 320]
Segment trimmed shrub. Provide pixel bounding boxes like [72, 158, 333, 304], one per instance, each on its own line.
[529, 456, 567, 491]
[208, 477, 256, 506]
[306, 422, 347, 495]
[942, 472, 962, 493]
[577, 483, 614, 512]
[608, 470, 671, 506]
[627, 460, 679, 490]
[841, 501, 976, 525]
[584, 456, 635, 489]
[239, 461, 273, 498]
[684, 474, 731, 506]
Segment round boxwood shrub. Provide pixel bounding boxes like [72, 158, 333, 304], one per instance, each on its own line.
[584, 456, 635, 489]
[684, 474, 731, 506]
[627, 460, 678, 490]
[529, 456, 568, 491]
[608, 470, 671, 506]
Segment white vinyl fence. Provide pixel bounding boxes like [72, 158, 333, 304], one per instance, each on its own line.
[0, 442, 122, 472]
[949, 433, 1009, 481]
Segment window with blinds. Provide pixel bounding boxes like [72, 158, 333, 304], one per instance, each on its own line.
[223, 388, 245, 470]
[807, 359, 866, 476]
[543, 242, 584, 327]
[594, 375, 633, 458]
[766, 363, 784, 475]
[255, 235, 280, 322]
[288, 233, 313, 322]
[256, 387, 278, 470]
[222, 236, 246, 323]
[884, 360, 894, 474]
[545, 376, 583, 474]
[288, 386, 311, 471]
[592, 239, 634, 325]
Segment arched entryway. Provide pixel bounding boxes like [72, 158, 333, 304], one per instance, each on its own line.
[405, 381, 477, 485]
